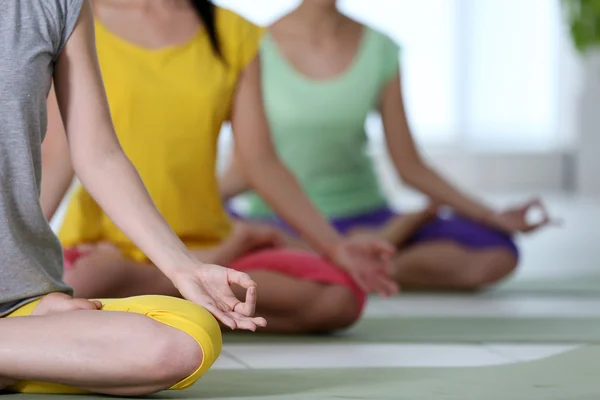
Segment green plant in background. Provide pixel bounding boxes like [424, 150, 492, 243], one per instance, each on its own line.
[562, 0, 600, 53]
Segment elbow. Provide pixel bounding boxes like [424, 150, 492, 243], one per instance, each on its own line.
[70, 143, 122, 179]
[396, 160, 427, 187]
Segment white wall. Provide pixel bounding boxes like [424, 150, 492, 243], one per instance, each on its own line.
[215, 0, 577, 192]
[574, 54, 600, 196]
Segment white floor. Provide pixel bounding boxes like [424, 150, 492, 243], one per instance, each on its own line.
[215, 192, 598, 371]
[215, 293, 585, 370]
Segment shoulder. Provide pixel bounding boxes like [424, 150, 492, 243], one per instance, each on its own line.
[365, 25, 401, 56]
[215, 6, 266, 71]
[215, 6, 265, 42]
[10, 0, 85, 59]
[359, 24, 400, 84]
[41, 0, 85, 29]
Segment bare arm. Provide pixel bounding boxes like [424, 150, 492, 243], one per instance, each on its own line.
[230, 56, 343, 255]
[230, 56, 397, 296]
[53, 1, 197, 275]
[41, 86, 75, 221]
[219, 144, 251, 201]
[380, 74, 496, 223]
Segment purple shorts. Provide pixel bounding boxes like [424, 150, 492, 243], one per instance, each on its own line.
[228, 205, 519, 258]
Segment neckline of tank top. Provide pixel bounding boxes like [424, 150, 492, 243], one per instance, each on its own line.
[93, 18, 206, 54]
[263, 26, 372, 85]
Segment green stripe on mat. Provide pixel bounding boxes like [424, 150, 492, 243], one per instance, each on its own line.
[492, 276, 600, 296]
[8, 346, 599, 399]
[223, 317, 600, 344]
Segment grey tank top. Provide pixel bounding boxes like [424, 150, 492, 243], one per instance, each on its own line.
[0, 0, 83, 316]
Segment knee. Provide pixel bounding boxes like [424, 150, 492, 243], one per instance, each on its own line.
[135, 319, 204, 394]
[103, 296, 222, 393]
[462, 250, 518, 290]
[304, 285, 362, 333]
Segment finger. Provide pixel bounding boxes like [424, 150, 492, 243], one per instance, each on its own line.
[253, 316, 267, 327]
[526, 216, 563, 232]
[234, 286, 257, 317]
[228, 312, 267, 331]
[523, 220, 550, 233]
[376, 273, 400, 296]
[226, 310, 262, 331]
[214, 296, 235, 312]
[365, 272, 397, 297]
[370, 241, 395, 255]
[228, 270, 257, 289]
[203, 303, 238, 330]
[71, 298, 102, 311]
[350, 270, 371, 293]
[376, 253, 394, 275]
[230, 316, 257, 332]
[90, 300, 103, 310]
[525, 198, 550, 220]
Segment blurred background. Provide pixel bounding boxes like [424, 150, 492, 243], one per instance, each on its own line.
[212, 0, 599, 286]
[51, 0, 599, 286]
[216, 0, 582, 193]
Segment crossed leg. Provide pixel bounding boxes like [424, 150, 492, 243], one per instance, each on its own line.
[0, 293, 219, 395]
[64, 229, 364, 334]
[264, 205, 518, 291]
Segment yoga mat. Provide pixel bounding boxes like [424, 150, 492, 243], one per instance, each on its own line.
[492, 276, 600, 296]
[7, 346, 599, 399]
[222, 316, 600, 344]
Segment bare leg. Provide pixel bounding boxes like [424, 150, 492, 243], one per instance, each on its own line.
[348, 206, 438, 246]
[392, 241, 517, 291]
[230, 270, 359, 334]
[65, 248, 359, 334]
[0, 295, 201, 396]
[64, 223, 280, 299]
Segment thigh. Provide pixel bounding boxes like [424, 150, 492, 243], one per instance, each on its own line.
[229, 249, 366, 315]
[409, 214, 519, 257]
[6, 295, 220, 394]
[64, 245, 178, 299]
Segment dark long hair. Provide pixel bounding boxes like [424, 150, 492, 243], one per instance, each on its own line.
[189, 0, 223, 60]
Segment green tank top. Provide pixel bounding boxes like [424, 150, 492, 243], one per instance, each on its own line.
[236, 26, 400, 219]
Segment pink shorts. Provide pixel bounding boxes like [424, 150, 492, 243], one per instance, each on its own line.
[63, 247, 366, 316]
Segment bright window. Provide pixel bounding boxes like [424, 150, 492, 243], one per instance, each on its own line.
[215, 0, 565, 150]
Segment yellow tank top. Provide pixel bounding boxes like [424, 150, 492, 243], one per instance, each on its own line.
[59, 8, 264, 261]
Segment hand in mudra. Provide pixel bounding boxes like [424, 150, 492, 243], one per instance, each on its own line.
[490, 198, 561, 234]
[171, 263, 267, 331]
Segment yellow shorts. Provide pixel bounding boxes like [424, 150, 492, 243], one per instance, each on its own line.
[4, 295, 222, 394]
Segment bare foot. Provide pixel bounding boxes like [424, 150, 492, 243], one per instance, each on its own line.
[195, 222, 284, 265]
[348, 204, 440, 247]
[31, 293, 102, 316]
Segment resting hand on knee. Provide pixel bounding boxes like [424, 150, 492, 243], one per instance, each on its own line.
[328, 237, 399, 297]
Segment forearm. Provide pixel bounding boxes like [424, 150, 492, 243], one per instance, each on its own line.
[246, 159, 342, 256]
[401, 163, 494, 222]
[219, 160, 251, 201]
[72, 145, 194, 277]
[40, 158, 74, 221]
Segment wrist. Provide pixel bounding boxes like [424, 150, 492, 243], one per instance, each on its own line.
[153, 247, 201, 279]
[478, 209, 501, 227]
[319, 234, 345, 260]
